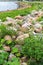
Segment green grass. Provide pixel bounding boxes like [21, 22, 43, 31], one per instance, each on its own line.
[37, 16, 43, 21]
[0, 3, 43, 21]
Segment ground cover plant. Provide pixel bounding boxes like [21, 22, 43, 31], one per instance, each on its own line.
[22, 34, 43, 65]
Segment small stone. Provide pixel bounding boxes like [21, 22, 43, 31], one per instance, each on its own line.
[34, 28, 42, 33]
[31, 10, 39, 16]
[6, 17, 14, 21]
[3, 45, 10, 52]
[15, 45, 22, 51]
[17, 19, 23, 26]
[9, 53, 16, 61]
[15, 15, 23, 20]
[34, 23, 42, 29]
[14, 24, 21, 30]
[12, 35, 16, 40]
[18, 31, 24, 36]
[33, 32, 36, 35]
[21, 62, 27, 65]
[34, 23, 42, 33]
[22, 22, 32, 28]
[4, 35, 12, 41]
[6, 17, 17, 25]
[21, 56, 27, 62]
[20, 27, 29, 33]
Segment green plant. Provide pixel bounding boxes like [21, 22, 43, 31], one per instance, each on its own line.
[0, 25, 17, 38]
[27, 58, 43, 65]
[5, 40, 16, 48]
[0, 39, 5, 44]
[22, 34, 43, 61]
[12, 47, 18, 53]
[0, 51, 9, 65]
[37, 16, 43, 21]
[4, 57, 20, 65]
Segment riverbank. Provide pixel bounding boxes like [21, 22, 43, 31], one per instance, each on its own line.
[0, 2, 43, 21]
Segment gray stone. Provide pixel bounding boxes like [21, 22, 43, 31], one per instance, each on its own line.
[9, 53, 16, 61]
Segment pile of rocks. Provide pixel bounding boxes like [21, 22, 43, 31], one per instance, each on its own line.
[0, 9, 43, 65]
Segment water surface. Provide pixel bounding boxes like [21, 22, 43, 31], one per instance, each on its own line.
[0, 2, 18, 11]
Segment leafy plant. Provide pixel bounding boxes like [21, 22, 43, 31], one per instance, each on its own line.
[4, 57, 20, 65]
[37, 16, 43, 21]
[12, 47, 18, 53]
[22, 34, 43, 61]
[27, 58, 43, 65]
[0, 51, 9, 65]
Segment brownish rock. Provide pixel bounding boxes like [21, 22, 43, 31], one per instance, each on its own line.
[4, 35, 12, 41]
[15, 15, 23, 20]
[16, 34, 29, 41]
[21, 56, 27, 62]
[3, 45, 10, 52]
[21, 62, 27, 65]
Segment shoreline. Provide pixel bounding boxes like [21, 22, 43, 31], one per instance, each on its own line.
[0, 1, 43, 13]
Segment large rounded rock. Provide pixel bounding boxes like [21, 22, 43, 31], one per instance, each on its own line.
[16, 34, 29, 44]
[16, 34, 29, 41]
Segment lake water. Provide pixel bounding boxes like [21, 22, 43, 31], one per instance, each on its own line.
[0, 2, 18, 11]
